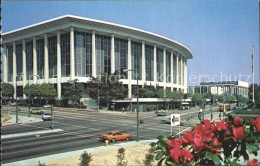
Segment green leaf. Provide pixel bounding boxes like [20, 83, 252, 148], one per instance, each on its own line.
[205, 151, 211, 159]
[213, 145, 222, 148]
[212, 154, 221, 165]
[166, 160, 176, 166]
[224, 136, 231, 140]
[238, 144, 242, 151]
[156, 152, 164, 160]
[246, 143, 259, 153]
[158, 135, 168, 142]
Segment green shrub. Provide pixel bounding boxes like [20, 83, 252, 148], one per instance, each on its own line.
[37, 161, 46, 166]
[117, 148, 127, 166]
[143, 142, 156, 166]
[79, 151, 93, 166]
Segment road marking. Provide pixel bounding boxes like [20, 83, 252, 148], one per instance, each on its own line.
[2, 129, 63, 139]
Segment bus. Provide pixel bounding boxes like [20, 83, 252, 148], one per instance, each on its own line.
[219, 103, 230, 112]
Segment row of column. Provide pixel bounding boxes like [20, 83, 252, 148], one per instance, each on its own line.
[3, 27, 187, 99]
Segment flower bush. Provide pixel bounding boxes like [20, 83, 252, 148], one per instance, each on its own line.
[155, 116, 260, 165]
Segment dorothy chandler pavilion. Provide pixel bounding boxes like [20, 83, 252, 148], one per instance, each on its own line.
[2, 15, 193, 101]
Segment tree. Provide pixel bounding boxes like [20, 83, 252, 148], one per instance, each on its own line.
[2, 83, 14, 102]
[87, 73, 127, 107]
[225, 95, 236, 103]
[39, 83, 56, 104]
[248, 83, 260, 106]
[23, 84, 41, 104]
[192, 93, 202, 105]
[62, 80, 83, 106]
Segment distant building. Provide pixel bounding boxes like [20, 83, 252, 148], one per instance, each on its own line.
[188, 81, 249, 98]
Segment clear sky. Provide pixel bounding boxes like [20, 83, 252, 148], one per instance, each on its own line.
[2, 1, 259, 86]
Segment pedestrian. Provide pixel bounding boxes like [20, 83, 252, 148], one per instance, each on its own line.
[211, 113, 213, 121]
[219, 113, 222, 120]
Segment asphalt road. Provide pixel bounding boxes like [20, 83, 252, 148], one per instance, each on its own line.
[1, 106, 217, 164]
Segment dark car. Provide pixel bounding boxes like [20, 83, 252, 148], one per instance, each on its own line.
[157, 112, 167, 116]
[42, 113, 54, 121]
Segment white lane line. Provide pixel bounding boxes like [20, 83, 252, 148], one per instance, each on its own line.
[2, 129, 63, 139]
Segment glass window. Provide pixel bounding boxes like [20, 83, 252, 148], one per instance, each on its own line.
[26, 42, 33, 80]
[145, 45, 154, 81]
[96, 34, 111, 76]
[36, 39, 44, 79]
[7, 46, 13, 82]
[178, 55, 181, 85]
[173, 53, 177, 84]
[157, 48, 163, 82]
[48, 36, 57, 78]
[16, 44, 23, 81]
[75, 32, 92, 77]
[166, 51, 171, 83]
[115, 38, 128, 78]
[61, 33, 70, 77]
[131, 41, 142, 80]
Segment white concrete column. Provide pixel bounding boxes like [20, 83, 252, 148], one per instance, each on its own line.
[176, 52, 179, 86]
[70, 27, 75, 80]
[13, 42, 17, 99]
[44, 34, 49, 83]
[170, 50, 174, 91]
[3, 44, 7, 82]
[153, 44, 157, 83]
[22, 39, 27, 98]
[91, 31, 96, 78]
[33, 37, 37, 84]
[57, 31, 61, 99]
[141, 41, 146, 83]
[111, 34, 115, 74]
[128, 37, 132, 98]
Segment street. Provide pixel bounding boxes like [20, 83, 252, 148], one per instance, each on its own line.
[1, 106, 219, 164]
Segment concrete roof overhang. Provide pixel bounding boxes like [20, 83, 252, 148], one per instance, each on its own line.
[2, 15, 193, 59]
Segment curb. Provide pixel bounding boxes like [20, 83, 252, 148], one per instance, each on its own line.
[2, 129, 64, 139]
[1, 122, 22, 128]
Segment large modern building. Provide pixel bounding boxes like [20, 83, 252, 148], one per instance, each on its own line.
[188, 81, 249, 98]
[2, 15, 193, 100]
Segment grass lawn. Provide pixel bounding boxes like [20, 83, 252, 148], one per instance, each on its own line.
[232, 109, 260, 115]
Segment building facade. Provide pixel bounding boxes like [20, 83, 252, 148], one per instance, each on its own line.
[188, 81, 249, 98]
[2, 15, 193, 99]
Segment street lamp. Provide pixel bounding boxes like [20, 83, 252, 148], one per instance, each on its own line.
[123, 68, 140, 141]
[202, 77, 209, 121]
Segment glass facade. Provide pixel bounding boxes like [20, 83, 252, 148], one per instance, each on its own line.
[96, 34, 111, 76]
[157, 48, 163, 82]
[36, 39, 44, 79]
[178, 54, 181, 85]
[26, 42, 33, 80]
[61, 33, 71, 77]
[166, 51, 171, 83]
[173, 53, 177, 84]
[131, 41, 142, 80]
[145, 45, 154, 81]
[7, 46, 13, 82]
[75, 32, 92, 77]
[115, 38, 128, 78]
[16, 44, 23, 81]
[48, 36, 57, 78]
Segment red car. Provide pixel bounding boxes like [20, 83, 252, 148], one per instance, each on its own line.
[99, 131, 131, 142]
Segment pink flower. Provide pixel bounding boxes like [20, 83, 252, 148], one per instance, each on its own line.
[167, 138, 182, 148]
[194, 133, 204, 147]
[180, 149, 193, 163]
[234, 117, 244, 126]
[215, 120, 227, 131]
[250, 118, 255, 126]
[255, 117, 260, 132]
[233, 127, 246, 140]
[169, 147, 181, 164]
[247, 159, 258, 165]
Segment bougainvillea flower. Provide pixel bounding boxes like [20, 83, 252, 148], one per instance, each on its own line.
[250, 118, 255, 126]
[247, 159, 258, 165]
[194, 133, 204, 147]
[234, 117, 244, 126]
[215, 120, 227, 131]
[166, 138, 182, 148]
[255, 117, 260, 132]
[180, 149, 193, 163]
[169, 146, 181, 164]
[233, 127, 246, 139]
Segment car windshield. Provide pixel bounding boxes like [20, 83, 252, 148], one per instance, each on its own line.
[44, 113, 51, 115]
[106, 132, 114, 135]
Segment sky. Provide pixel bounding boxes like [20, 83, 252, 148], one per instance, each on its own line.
[2, 1, 259, 86]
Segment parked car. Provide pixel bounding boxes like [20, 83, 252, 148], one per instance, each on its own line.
[42, 113, 53, 121]
[43, 104, 51, 108]
[157, 112, 167, 116]
[31, 109, 44, 115]
[155, 109, 165, 114]
[161, 118, 171, 124]
[99, 131, 131, 142]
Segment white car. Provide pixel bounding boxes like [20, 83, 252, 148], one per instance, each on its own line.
[43, 104, 51, 108]
[42, 113, 54, 121]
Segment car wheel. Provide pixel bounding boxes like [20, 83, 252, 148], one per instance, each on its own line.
[125, 137, 129, 141]
[112, 138, 116, 142]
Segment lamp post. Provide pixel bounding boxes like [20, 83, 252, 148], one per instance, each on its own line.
[124, 68, 139, 141]
[202, 77, 209, 121]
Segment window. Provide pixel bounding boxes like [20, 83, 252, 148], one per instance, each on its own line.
[131, 41, 142, 80]
[26, 42, 33, 80]
[48, 36, 57, 78]
[115, 38, 128, 78]
[166, 51, 171, 83]
[157, 48, 163, 82]
[145, 45, 154, 81]
[7, 46, 13, 82]
[61, 33, 71, 77]
[36, 39, 44, 79]
[96, 34, 111, 76]
[16, 44, 23, 81]
[173, 53, 177, 84]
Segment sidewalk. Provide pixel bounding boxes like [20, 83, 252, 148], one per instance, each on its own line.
[1, 115, 42, 127]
